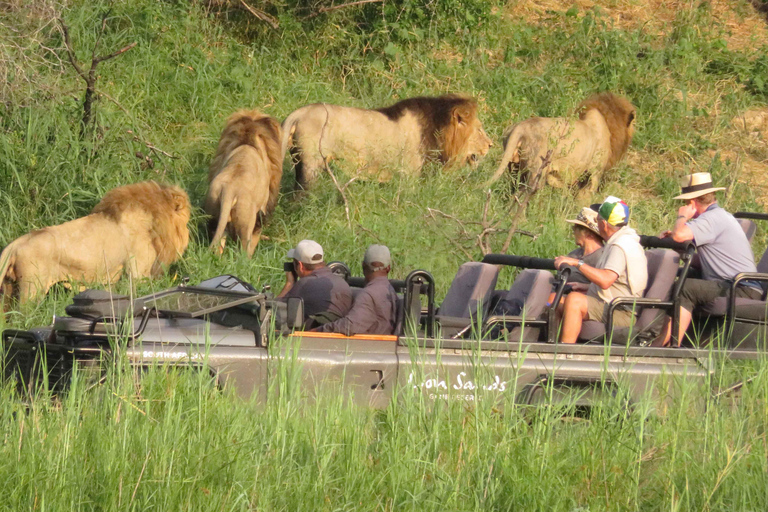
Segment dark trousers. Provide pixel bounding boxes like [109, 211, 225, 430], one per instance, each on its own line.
[679, 278, 762, 313]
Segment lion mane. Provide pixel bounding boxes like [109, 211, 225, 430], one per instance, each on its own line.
[0, 181, 191, 306]
[281, 94, 492, 189]
[487, 92, 636, 194]
[205, 109, 283, 256]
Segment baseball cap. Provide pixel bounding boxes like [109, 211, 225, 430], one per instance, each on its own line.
[363, 244, 391, 270]
[286, 239, 324, 264]
[597, 196, 630, 226]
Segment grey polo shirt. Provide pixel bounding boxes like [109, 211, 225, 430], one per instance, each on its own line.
[284, 266, 353, 321]
[687, 203, 756, 281]
[318, 276, 398, 336]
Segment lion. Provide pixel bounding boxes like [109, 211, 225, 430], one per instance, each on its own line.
[486, 93, 636, 194]
[205, 109, 283, 257]
[280, 94, 493, 189]
[0, 181, 191, 306]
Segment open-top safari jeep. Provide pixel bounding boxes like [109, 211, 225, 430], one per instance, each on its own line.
[3, 214, 768, 409]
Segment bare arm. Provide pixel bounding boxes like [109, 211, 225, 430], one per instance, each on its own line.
[554, 256, 619, 290]
[669, 203, 696, 243]
[277, 271, 296, 298]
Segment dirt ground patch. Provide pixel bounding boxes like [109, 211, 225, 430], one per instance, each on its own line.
[506, 0, 768, 51]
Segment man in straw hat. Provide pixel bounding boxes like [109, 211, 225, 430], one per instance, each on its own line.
[554, 196, 648, 344]
[654, 172, 760, 346]
[278, 239, 353, 328]
[312, 244, 398, 336]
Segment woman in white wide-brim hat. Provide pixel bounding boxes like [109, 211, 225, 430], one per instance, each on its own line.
[655, 172, 760, 347]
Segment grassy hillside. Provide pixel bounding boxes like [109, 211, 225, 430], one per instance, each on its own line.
[2, 0, 767, 328]
[1, 1, 768, 510]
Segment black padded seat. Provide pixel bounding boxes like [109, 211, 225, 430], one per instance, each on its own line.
[578, 249, 680, 344]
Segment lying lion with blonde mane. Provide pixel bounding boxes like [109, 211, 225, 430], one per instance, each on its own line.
[205, 109, 282, 257]
[487, 92, 636, 194]
[281, 94, 492, 189]
[0, 181, 191, 306]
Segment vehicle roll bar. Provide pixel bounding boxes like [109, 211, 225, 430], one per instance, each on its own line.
[639, 235, 694, 252]
[481, 254, 557, 270]
[734, 212, 768, 222]
[403, 269, 435, 338]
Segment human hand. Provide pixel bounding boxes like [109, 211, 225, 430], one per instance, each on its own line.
[659, 229, 672, 238]
[677, 202, 696, 221]
[284, 270, 296, 285]
[554, 256, 578, 270]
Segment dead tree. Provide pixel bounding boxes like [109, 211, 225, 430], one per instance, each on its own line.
[59, 12, 136, 137]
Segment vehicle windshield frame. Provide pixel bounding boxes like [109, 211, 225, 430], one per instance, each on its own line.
[138, 286, 262, 318]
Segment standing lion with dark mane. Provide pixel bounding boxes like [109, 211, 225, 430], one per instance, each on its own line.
[281, 94, 492, 189]
[487, 92, 636, 195]
[205, 109, 282, 256]
[0, 181, 191, 306]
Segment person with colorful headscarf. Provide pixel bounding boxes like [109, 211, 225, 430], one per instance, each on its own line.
[653, 172, 759, 347]
[554, 196, 648, 343]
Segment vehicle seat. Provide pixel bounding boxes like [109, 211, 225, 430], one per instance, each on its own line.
[701, 245, 768, 317]
[737, 218, 757, 244]
[487, 269, 554, 342]
[578, 249, 680, 343]
[436, 262, 499, 337]
[393, 296, 405, 336]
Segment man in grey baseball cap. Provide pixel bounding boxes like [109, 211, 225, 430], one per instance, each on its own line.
[313, 244, 398, 336]
[278, 239, 352, 328]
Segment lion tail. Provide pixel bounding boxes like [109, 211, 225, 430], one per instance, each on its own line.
[0, 242, 17, 296]
[485, 127, 524, 186]
[280, 108, 303, 163]
[210, 188, 236, 252]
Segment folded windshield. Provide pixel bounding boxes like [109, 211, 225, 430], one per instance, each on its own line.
[142, 288, 260, 318]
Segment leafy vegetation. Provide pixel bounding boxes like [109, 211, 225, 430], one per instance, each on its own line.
[1, 1, 768, 508]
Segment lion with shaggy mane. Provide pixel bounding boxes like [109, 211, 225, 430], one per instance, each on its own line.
[0, 181, 191, 306]
[487, 93, 636, 194]
[205, 109, 283, 257]
[281, 94, 492, 189]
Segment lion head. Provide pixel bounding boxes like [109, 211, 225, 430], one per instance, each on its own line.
[377, 94, 492, 168]
[577, 93, 636, 170]
[210, 109, 283, 214]
[92, 181, 191, 265]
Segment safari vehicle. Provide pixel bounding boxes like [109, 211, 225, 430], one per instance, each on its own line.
[2, 220, 767, 409]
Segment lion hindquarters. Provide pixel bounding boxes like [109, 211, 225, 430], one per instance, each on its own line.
[1, 217, 131, 304]
[205, 146, 273, 257]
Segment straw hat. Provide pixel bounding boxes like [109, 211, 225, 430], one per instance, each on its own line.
[565, 207, 601, 236]
[673, 172, 726, 200]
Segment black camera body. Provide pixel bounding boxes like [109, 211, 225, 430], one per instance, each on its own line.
[284, 261, 298, 280]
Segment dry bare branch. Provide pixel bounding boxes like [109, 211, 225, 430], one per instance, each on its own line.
[305, 0, 384, 19]
[238, 0, 279, 29]
[58, 15, 136, 135]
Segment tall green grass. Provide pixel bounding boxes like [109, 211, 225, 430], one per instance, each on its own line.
[0, 345, 766, 511]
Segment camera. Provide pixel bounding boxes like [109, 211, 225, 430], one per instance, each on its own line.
[284, 260, 298, 280]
